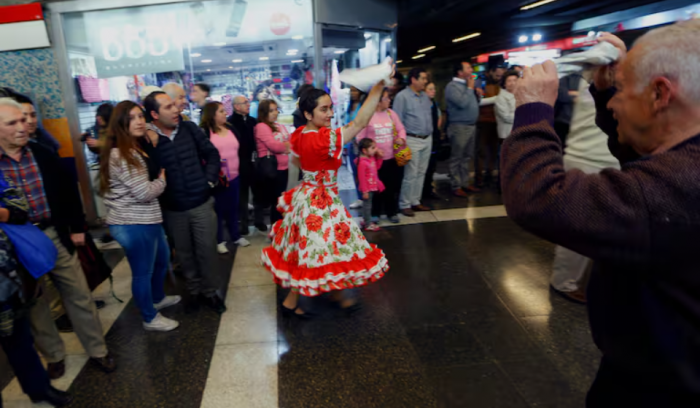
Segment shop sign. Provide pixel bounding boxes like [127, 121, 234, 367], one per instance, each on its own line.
[84, 8, 185, 78]
[270, 12, 291, 36]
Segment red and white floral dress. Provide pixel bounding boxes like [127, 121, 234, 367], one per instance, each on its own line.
[261, 126, 389, 296]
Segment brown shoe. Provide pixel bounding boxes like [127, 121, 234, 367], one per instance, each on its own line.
[90, 353, 116, 373]
[400, 208, 415, 217]
[464, 185, 481, 193]
[47, 360, 65, 380]
[412, 204, 431, 212]
[453, 189, 469, 198]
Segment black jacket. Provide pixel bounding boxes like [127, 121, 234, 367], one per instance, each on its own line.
[151, 121, 221, 212]
[554, 74, 581, 126]
[228, 112, 257, 181]
[29, 142, 86, 254]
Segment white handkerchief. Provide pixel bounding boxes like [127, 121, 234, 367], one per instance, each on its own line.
[555, 42, 619, 78]
[339, 57, 394, 93]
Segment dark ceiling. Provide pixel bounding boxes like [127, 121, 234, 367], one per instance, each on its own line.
[396, 0, 674, 64]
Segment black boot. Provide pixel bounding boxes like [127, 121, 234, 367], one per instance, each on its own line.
[30, 386, 73, 407]
[199, 294, 227, 314]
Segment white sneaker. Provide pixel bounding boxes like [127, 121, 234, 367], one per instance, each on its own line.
[143, 313, 179, 332]
[349, 200, 363, 209]
[154, 295, 181, 311]
[217, 242, 229, 254]
[234, 237, 251, 247]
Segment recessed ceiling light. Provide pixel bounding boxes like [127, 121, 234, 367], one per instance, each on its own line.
[213, 42, 227, 46]
[532, 33, 542, 41]
[418, 46, 436, 53]
[334, 50, 345, 54]
[287, 49, 298, 54]
[201, 59, 212, 63]
[396, 60, 403, 64]
[259, 56, 269, 60]
[232, 59, 242, 63]
[229, 66, 233, 68]
[190, 53, 202, 57]
[412, 54, 426, 60]
[292, 35, 303, 40]
[519, 35, 529, 43]
[452, 32, 481, 43]
[520, 0, 558, 11]
[291, 59, 304, 63]
[384, 38, 392, 42]
[206, 69, 211, 72]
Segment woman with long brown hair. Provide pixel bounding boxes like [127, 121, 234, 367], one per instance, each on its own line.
[200, 101, 250, 254]
[99, 101, 180, 332]
[253, 99, 291, 229]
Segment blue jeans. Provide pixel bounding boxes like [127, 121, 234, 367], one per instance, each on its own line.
[109, 224, 170, 323]
[214, 177, 241, 244]
[0, 315, 50, 398]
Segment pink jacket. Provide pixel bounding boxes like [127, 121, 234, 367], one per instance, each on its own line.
[254, 122, 290, 170]
[357, 156, 385, 193]
[355, 109, 407, 160]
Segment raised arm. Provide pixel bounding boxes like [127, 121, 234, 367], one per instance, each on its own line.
[342, 81, 386, 144]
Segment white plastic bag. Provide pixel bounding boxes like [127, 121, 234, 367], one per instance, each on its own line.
[338, 57, 393, 93]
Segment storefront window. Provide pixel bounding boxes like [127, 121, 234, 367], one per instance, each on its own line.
[60, 0, 314, 218]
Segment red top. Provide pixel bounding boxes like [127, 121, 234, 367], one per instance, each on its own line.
[290, 126, 343, 172]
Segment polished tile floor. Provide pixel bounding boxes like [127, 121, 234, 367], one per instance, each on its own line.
[1, 168, 602, 408]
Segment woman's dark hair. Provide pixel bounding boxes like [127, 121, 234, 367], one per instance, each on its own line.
[200, 101, 225, 136]
[501, 70, 520, 89]
[95, 103, 113, 131]
[299, 88, 330, 120]
[257, 99, 279, 133]
[358, 138, 375, 154]
[296, 83, 315, 100]
[98, 101, 145, 195]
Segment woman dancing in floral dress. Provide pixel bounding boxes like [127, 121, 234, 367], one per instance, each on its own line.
[261, 79, 390, 316]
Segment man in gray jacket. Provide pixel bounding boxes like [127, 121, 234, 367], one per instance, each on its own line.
[445, 62, 480, 197]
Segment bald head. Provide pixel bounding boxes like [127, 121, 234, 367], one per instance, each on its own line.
[233, 95, 250, 115]
[162, 83, 187, 113]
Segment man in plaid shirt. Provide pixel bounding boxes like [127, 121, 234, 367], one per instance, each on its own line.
[0, 98, 116, 379]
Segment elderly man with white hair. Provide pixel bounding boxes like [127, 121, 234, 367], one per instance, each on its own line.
[162, 82, 190, 121]
[500, 21, 700, 407]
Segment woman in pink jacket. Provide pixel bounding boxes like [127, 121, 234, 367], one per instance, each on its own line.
[254, 99, 291, 229]
[355, 89, 407, 223]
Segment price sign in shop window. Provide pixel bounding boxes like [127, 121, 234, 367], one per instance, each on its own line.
[84, 7, 186, 78]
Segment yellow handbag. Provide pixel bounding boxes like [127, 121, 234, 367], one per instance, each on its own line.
[387, 110, 411, 167]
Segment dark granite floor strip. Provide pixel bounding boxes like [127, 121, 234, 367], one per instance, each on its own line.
[278, 219, 599, 408]
[61, 249, 235, 408]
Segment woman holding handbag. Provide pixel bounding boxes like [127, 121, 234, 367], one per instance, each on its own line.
[355, 89, 408, 224]
[200, 101, 251, 254]
[253, 99, 291, 230]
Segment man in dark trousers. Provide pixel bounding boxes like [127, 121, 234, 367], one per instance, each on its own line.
[501, 24, 700, 407]
[228, 95, 257, 235]
[0, 98, 115, 380]
[144, 92, 225, 314]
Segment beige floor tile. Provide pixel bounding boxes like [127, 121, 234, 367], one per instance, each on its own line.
[216, 308, 277, 346]
[200, 343, 278, 408]
[229, 265, 274, 288]
[432, 205, 507, 222]
[225, 285, 276, 314]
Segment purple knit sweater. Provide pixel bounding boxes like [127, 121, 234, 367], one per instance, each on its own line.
[501, 85, 700, 397]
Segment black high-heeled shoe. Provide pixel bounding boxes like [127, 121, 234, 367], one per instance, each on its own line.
[281, 305, 311, 320]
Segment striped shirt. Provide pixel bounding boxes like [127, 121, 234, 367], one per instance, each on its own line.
[0, 146, 51, 223]
[104, 149, 166, 225]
